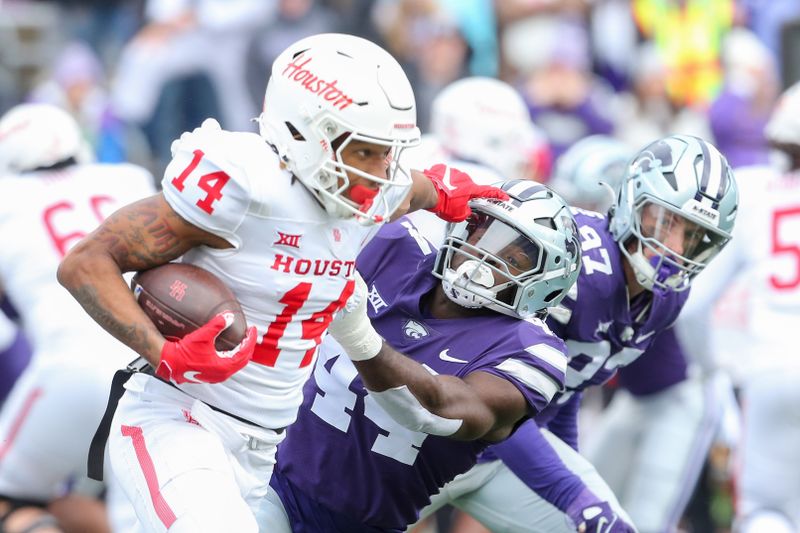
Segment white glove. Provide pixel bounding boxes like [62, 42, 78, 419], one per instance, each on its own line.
[328, 273, 383, 361]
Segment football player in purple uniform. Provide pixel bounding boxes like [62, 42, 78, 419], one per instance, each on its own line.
[552, 135, 731, 533]
[261, 180, 582, 532]
[415, 134, 739, 533]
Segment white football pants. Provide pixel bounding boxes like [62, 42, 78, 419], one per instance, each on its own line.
[413, 429, 634, 533]
[107, 374, 283, 533]
[584, 375, 726, 533]
[736, 366, 800, 532]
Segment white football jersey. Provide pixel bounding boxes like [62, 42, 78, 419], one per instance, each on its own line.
[0, 163, 155, 357]
[737, 166, 800, 364]
[679, 164, 800, 376]
[161, 122, 394, 428]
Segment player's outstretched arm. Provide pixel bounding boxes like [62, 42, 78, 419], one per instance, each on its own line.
[327, 274, 528, 442]
[398, 165, 509, 223]
[57, 193, 231, 365]
[491, 420, 636, 533]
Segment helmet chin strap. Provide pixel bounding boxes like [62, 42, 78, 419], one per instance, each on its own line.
[442, 260, 497, 309]
[628, 250, 684, 295]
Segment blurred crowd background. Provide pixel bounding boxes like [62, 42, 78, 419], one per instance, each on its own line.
[2, 0, 798, 179]
[1, 1, 799, 532]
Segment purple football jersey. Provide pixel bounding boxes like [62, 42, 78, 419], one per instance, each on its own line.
[547, 209, 689, 402]
[274, 218, 569, 530]
[616, 327, 688, 396]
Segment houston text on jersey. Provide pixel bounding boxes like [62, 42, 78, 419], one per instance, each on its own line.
[270, 254, 356, 277]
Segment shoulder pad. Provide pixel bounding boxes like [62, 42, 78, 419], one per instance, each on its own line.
[162, 126, 262, 245]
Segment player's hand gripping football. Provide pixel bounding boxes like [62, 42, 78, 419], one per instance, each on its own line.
[156, 311, 257, 384]
[424, 164, 509, 222]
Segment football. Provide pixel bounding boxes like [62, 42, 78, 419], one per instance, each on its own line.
[131, 262, 247, 351]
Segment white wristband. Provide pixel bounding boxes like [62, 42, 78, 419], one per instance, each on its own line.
[330, 314, 383, 361]
[327, 273, 383, 361]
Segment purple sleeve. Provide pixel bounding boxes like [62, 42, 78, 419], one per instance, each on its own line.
[0, 328, 31, 404]
[617, 328, 688, 397]
[542, 392, 582, 451]
[356, 217, 430, 285]
[475, 328, 568, 416]
[491, 419, 587, 513]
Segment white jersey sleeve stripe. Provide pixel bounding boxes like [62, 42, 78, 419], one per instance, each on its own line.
[495, 359, 561, 402]
[524, 343, 568, 373]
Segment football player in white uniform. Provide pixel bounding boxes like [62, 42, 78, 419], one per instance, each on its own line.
[57, 33, 506, 533]
[0, 103, 155, 532]
[676, 82, 800, 533]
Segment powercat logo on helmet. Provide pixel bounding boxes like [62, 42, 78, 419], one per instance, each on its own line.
[282, 55, 354, 111]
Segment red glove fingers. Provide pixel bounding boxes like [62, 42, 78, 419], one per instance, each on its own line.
[424, 164, 509, 222]
[156, 312, 257, 385]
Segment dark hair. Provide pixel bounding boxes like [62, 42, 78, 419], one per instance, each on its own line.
[29, 157, 78, 173]
[769, 140, 800, 171]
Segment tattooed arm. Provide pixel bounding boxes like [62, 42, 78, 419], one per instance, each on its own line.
[57, 193, 232, 366]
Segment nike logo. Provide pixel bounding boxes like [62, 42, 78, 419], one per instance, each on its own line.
[439, 349, 468, 364]
[635, 330, 656, 344]
[441, 167, 457, 191]
[182, 371, 202, 383]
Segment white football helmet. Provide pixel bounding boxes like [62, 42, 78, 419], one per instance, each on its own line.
[0, 103, 90, 174]
[258, 33, 421, 225]
[765, 80, 800, 146]
[550, 135, 633, 212]
[434, 180, 581, 318]
[610, 135, 738, 293]
[430, 77, 550, 182]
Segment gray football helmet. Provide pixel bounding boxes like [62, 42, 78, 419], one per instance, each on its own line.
[609, 134, 739, 293]
[433, 180, 582, 318]
[550, 135, 633, 212]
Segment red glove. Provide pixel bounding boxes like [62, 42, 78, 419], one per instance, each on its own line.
[424, 164, 510, 222]
[156, 312, 257, 385]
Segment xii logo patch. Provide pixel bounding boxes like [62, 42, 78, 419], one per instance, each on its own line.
[274, 231, 302, 249]
[367, 283, 387, 313]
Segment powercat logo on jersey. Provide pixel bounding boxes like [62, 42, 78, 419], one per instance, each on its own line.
[282, 55, 354, 111]
[403, 319, 429, 339]
[271, 254, 355, 277]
